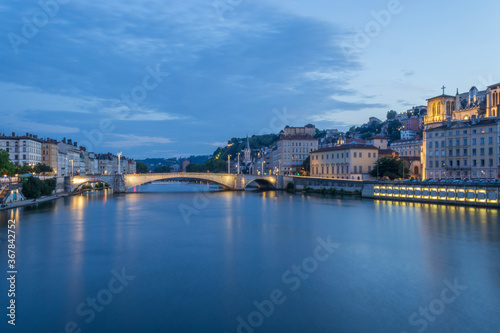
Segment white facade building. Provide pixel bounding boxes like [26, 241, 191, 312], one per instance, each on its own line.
[0, 132, 42, 166]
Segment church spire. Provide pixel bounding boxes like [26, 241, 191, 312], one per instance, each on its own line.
[245, 135, 250, 150]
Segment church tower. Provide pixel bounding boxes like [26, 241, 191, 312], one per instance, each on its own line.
[244, 136, 251, 164]
[424, 89, 455, 129]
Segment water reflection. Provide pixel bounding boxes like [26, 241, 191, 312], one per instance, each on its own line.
[0, 184, 499, 333]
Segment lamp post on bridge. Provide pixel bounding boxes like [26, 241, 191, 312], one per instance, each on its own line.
[261, 161, 265, 176]
[237, 153, 240, 174]
[117, 152, 122, 175]
[228, 155, 231, 174]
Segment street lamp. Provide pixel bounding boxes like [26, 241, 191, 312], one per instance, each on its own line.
[70, 159, 74, 176]
[228, 155, 231, 174]
[117, 152, 122, 174]
[237, 153, 240, 174]
[261, 161, 266, 176]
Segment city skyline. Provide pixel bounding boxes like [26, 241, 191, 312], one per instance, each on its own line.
[1, 0, 500, 158]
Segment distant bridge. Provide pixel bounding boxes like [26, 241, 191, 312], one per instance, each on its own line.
[68, 173, 282, 193]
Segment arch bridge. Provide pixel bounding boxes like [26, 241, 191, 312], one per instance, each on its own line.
[68, 173, 282, 193]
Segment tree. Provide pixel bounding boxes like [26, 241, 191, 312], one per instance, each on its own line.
[42, 178, 57, 196]
[370, 157, 409, 179]
[0, 149, 16, 176]
[186, 158, 227, 173]
[21, 177, 57, 199]
[154, 166, 171, 173]
[387, 119, 402, 142]
[21, 177, 43, 199]
[16, 163, 34, 175]
[302, 156, 310, 175]
[34, 163, 52, 174]
[387, 110, 397, 120]
[136, 162, 148, 173]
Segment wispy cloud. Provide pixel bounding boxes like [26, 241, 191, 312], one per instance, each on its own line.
[103, 134, 174, 148]
[201, 141, 228, 147]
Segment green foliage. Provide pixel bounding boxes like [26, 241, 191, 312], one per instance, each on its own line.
[16, 163, 34, 175]
[21, 177, 42, 199]
[387, 119, 402, 142]
[212, 134, 280, 161]
[186, 158, 228, 173]
[371, 157, 409, 179]
[348, 122, 383, 139]
[136, 162, 148, 174]
[43, 178, 57, 195]
[34, 163, 53, 174]
[314, 129, 327, 139]
[154, 165, 171, 173]
[387, 110, 397, 120]
[0, 149, 16, 176]
[302, 156, 310, 175]
[22, 177, 57, 198]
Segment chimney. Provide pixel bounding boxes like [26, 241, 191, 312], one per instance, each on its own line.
[62, 137, 66, 143]
[12, 132, 15, 137]
[74, 142, 77, 147]
[68, 139, 72, 145]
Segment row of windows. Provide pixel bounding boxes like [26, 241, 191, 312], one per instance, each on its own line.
[283, 155, 307, 160]
[285, 148, 312, 153]
[1, 140, 41, 147]
[3, 147, 40, 153]
[429, 159, 495, 168]
[429, 147, 495, 157]
[281, 141, 316, 147]
[428, 137, 496, 148]
[428, 170, 496, 178]
[312, 165, 373, 175]
[427, 127, 493, 138]
[314, 152, 377, 160]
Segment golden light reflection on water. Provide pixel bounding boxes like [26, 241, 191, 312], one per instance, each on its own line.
[373, 199, 500, 280]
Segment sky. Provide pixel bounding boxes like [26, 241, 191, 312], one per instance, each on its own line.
[1, 0, 500, 159]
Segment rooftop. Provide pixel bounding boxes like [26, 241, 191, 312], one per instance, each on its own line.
[312, 144, 378, 153]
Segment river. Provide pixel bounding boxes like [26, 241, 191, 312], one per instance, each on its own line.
[1, 182, 499, 333]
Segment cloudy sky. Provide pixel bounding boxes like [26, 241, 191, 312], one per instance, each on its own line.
[1, 0, 500, 158]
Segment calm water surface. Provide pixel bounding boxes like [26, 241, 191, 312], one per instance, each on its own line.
[1, 182, 499, 333]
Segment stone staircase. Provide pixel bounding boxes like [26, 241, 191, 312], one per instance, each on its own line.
[0, 187, 10, 203]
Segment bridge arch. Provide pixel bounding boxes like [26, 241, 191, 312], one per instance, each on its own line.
[71, 176, 116, 192]
[244, 178, 276, 190]
[123, 173, 240, 192]
[129, 176, 231, 191]
[70, 173, 281, 193]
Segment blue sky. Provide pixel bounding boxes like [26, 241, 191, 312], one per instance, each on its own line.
[1, 0, 500, 158]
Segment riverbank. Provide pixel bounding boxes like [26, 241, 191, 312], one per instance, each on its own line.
[0, 195, 63, 211]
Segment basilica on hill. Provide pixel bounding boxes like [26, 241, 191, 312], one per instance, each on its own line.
[425, 84, 500, 127]
[421, 82, 500, 180]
